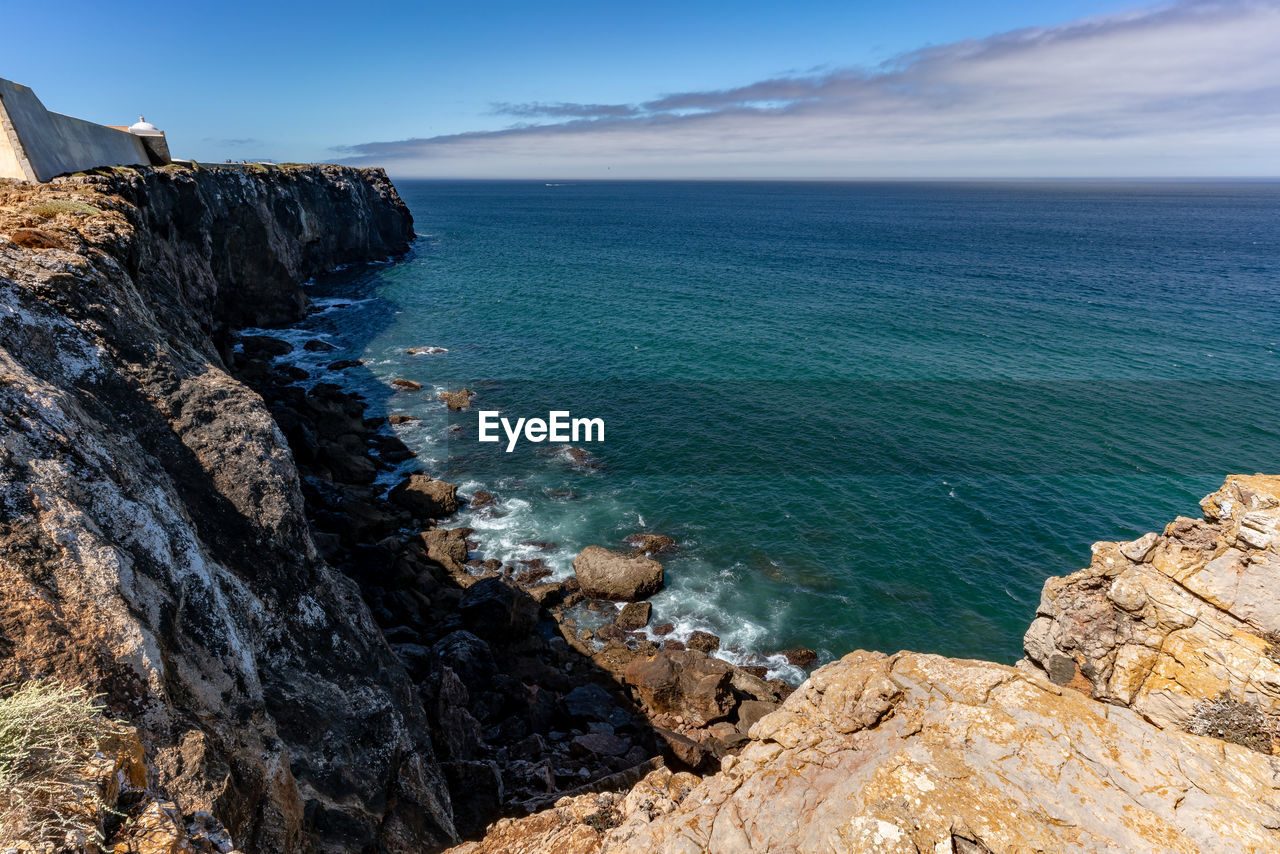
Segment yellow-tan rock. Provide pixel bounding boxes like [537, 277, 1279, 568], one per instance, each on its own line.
[1023, 474, 1280, 734]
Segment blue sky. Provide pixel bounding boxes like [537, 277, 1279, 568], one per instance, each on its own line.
[6, 1, 1278, 177]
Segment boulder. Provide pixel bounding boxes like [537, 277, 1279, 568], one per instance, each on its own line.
[572, 546, 663, 601]
[419, 528, 470, 576]
[408, 345, 448, 355]
[391, 377, 423, 391]
[439, 388, 474, 410]
[303, 339, 336, 352]
[468, 490, 497, 508]
[390, 473, 460, 519]
[615, 602, 651, 631]
[623, 649, 735, 727]
[686, 631, 720, 654]
[388, 413, 420, 425]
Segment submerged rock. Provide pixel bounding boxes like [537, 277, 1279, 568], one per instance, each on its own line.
[623, 534, 676, 556]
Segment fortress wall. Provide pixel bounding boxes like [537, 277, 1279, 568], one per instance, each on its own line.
[0, 79, 150, 182]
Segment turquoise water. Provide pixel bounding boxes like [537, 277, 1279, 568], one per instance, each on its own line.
[278, 180, 1280, 678]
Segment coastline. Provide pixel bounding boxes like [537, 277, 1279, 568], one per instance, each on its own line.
[4, 166, 1280, 853]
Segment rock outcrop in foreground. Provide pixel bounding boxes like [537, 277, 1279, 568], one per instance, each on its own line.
[452, 478, 1280, 854]
[0, 166, 449, 852]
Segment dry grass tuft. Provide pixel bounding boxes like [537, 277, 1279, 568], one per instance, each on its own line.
[0, 680, 131, 849]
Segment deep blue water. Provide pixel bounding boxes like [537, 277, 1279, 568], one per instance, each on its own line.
[269, 180, 1280, 679]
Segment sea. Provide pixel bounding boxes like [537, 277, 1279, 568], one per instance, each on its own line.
[260, 180, 1280, 682]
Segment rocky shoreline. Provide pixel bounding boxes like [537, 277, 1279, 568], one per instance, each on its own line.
[230, 328, 806, 833]
[4, 165, 1280, 853]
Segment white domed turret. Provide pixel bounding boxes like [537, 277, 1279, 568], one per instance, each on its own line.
[129, 116, 159, 134]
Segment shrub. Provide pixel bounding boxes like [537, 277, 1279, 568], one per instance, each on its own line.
[28, 199, 100, 219]
[0, 680, 130, 849]
[1186, 691, 1277, 754]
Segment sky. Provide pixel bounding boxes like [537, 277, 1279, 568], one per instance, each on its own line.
[5, 0, 1279, 178]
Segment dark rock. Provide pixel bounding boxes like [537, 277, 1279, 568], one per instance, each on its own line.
[459, 577, 531, 642]
[562, 684, 616, 722]
[391, 377, 423, 391]
[388, 413, 420, 425]
[468, 490, 496, 508]
[624, 534, 677, 555]
[653, 623, 676, 637]
[781, 648, 818, 668]
[571, 732, 630, 758]
[663, 640, 686, 651]
[520, 540, 558, 551]
[615, 602, 652, 631]
[572, 546, 663, 601]
[240, 335, 293, 358]
[443, 761, 503, 838]
[430, 631, 497, 692]
[327, 358, 364, 370]
[303, 339, 336, 352]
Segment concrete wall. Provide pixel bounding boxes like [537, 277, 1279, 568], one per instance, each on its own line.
[0, 78, 150, 182]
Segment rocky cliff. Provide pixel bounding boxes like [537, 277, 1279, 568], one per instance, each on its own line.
[0, 165, 452, 852]
[450, 478, 1280, 854]
[6, 165, 1279, 854]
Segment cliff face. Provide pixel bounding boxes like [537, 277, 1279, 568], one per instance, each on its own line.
[0, 167, 452, 852]
[449, 477, 1280, 854]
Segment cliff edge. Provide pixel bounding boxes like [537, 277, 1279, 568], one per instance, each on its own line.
[0, 165, 450, 852]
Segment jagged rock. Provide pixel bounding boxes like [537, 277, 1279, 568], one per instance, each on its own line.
[388, 413, 421, 425]
[1022, 474, 1280, 733]
[420, 528, 471, 578]
[390, 473, 460, 519]
[623, 650, 735, 727]
[303, 339, 336, 352]
[512, 651, 1280, 853]
[615, 603, 651, 632]
[572, 547, 663, 601]
[0, 168, 451, 853]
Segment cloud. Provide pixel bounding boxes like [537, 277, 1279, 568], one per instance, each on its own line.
[339, 0, 1280, 177]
